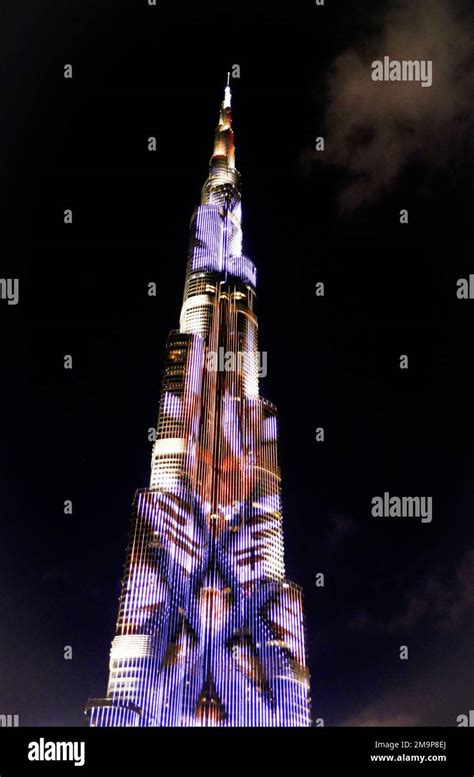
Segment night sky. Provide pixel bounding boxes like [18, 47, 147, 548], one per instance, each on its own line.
[2, 0, 474, 726]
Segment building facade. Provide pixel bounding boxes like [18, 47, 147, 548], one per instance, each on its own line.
[85, 78, 311, 727]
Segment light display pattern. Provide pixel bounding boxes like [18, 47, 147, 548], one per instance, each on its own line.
[85, 78, 311, 727]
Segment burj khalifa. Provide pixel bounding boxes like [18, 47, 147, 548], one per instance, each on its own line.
[85, 77, 311, 727]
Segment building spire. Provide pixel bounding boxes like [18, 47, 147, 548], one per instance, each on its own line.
[200, 76, 240, 208]
[213, 73, 234, 164]
[224, 72, 231, 109]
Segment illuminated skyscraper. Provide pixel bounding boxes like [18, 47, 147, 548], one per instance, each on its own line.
[85, 77, 311, 727]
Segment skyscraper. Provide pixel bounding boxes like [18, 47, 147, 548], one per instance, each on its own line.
[85, 77, 311, 727]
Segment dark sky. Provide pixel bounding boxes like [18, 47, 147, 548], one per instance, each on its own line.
[1, 0, 473, 726]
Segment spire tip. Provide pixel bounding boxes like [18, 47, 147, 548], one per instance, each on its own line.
[223, 73, 231, 108]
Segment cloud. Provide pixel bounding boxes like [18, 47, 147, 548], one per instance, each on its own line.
[317, 0, 474, 211]
[340, 624, 474, 726]
[351, 546, 474, 634]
